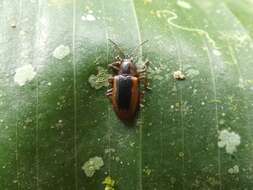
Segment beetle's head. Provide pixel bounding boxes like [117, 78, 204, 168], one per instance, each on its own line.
[119, 58, 137, 75]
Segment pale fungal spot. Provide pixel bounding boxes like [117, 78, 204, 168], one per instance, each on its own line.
[53, 45, 70, 60]
[115, 156, 120, 162]
[81, 14, 96, 21]
[173, 70, 185, 80]
[186, 69, 200, 78]
[14, 64, 36, 86]
[170, 177, 176, 184]
[104, 148, 116, 154]
[228, 165, 239, 174]
[219, 32, 250, 46]
[238, 78, 245, 89]
[82, 156, 104, 177]
[88, 66, 111, 90]
[130, 142, 135, 147]
[219, 119, 225, 125]
[179, 152, 184, 158]
[218, 129, 241, 154]
[212, 49, 221, 56]
[177, 0, 192, 9]
[10, 18, 17, 28]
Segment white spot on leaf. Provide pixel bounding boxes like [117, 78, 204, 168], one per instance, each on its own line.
[82, 156, 104, 177]
[177, 0, 192, 9]
[81, 14, 96, 21]
[53, 45, 70, 60]
[228, 165, 239, 174]
[213, 49, 222, 56]
[14, 64, 36, 86]
[88, 67, 111, 90]
[186, 69, 200, 77]
[218, 129, 241, 154]
[173, 70, 185, 80]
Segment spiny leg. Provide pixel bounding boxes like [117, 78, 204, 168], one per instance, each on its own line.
[106, 88, 113, 100]
[108, 64, 119, 70]
[144, 60, 150, 67]
[106, 92, 113, 96]
[139, 91, 146, 106]
[107, 88, 113, 93]
[139, 76, 151, 90]
[140, 60, 150, 70]
[137, 60, 150, 75]
[108, 77, 114, 84]
[139, 60, 151, 90]
[111, 61, 121, 66]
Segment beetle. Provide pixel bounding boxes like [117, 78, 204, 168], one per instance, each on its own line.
[106, 39, 149, 121]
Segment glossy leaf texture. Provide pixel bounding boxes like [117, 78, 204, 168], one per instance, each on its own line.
[0, 0, 253, 189]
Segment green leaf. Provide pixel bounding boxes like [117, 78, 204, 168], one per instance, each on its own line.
[1, 0, 253, 189]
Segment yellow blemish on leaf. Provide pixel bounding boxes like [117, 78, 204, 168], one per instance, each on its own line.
[143, 166, 152, 176]
[103, 176, 115, 190]
[144, 0, 152, 4]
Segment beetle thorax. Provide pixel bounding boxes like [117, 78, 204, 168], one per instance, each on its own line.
[119, 59, 137, 75]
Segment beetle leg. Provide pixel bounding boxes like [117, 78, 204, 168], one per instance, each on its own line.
[139, 91, 146, 103]
[138, 61, 150, 75]
[108, 77, 114, 85]
[139, 76, 147, 88]
[106, 90, 113, 99]
[111, 61, 121, 67]
[143, 60, 150, 70]
[108, 64, 120, 71]
[144, 60, 150, 67]
[139, 76, 152, 90]
[140, 91, 145, 98]
[139, 76, 146, 80]
[138, 70, 146, 75]
[107, 88, 113, 93]
[112, 61, 121, 65]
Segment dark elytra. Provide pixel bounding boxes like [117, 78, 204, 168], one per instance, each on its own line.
[116, 75, 132, 110]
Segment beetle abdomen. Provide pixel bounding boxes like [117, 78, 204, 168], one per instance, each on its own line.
[112, 75, 139, 120]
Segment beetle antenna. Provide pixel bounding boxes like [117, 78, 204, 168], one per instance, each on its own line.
[129, 40, 148, 58]
[108, 39, 125, 58]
